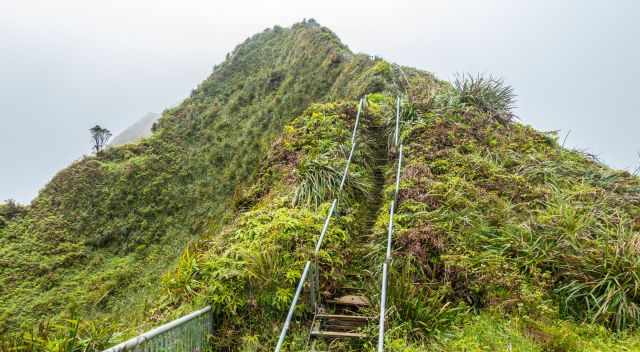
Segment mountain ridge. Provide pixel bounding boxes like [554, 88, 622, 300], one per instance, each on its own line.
[2, 20, 640, 351]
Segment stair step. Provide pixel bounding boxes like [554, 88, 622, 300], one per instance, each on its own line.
[310, 330, 367, 339]
[316, 314, 371, 332]
[322, 324, 362, 332]
[327, 295, 370, 307]
[335, 286, 366, 291]
[316, 314, 372, 322]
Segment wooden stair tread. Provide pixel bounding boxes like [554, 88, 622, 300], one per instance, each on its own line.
[316, 313, 372, 321]
[310, 330, 367, 339]
[327, 295, 370, 307]
[335, 286, 366, 291]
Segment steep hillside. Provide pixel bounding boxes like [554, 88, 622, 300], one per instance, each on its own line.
[372, 76, 640, 351]
[108, 112, 160, 147]
[152, 79, 640, 351]
[0, 20, 397, 340]
[2, 21, 640, 352]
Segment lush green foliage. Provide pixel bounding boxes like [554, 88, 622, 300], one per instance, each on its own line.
[159, 100, 386, 350]
[0, 200, 26, 228]
[2, 20, 640, 352]
[1, 320, 116, 352]
[0, 21, 397, 349]
[371, 75, 640, 350]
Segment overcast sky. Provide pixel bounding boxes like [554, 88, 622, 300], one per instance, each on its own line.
[1, 0, 638, 203]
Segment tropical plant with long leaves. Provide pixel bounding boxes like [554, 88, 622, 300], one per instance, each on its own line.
[453, 73, 516, 123]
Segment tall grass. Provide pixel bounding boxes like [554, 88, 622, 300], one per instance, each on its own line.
[0, 320, 116, 352]
[293, 158, 351, 207]
[504, 188, 640, 330]
[555, 229, 640, 330]
[386, 256, 467, 339]
[292, 153, 372, 207]
[453, 73, 516, 123]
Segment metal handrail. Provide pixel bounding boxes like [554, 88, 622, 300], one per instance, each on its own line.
[393, 96, 401, 147]
[274, 98, 365, 352]
[102, 306, 213, 352]
[378, 96, 404, 352]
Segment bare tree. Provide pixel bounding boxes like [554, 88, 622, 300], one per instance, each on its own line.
[90, 125, 112, 154]
[634, 152, 640, 176]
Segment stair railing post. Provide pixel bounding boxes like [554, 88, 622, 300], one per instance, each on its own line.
[394, 96, 400, 147]
[309, 257, 316, 312]
[311, 253, 319, 313]
[275, 261, 312, 352]
[379, 96, 404, 352]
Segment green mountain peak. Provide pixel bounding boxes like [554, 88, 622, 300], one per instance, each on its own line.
[2, 21, 640, 351]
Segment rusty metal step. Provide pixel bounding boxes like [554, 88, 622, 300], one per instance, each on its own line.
[311, 312, 372, 340]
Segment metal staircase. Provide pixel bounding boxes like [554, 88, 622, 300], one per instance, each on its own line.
[310, 287, 372, 342]
[275, 96, 406, 352]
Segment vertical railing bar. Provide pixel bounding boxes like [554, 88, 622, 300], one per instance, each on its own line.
[275, 261, 312, 352]
[379, 96, 405, 352]
[394, 96, 400, 147]
[386, 200, 394, 261]
[339, 98, 363, 191]
[394, 145, 403, 200]
[378, 262, 388, 352]
[351, 98, 363, 145]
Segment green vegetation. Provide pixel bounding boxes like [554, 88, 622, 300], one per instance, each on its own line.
[0, 20, 396, 349]
[0, 200, 26, 229]
[159, 100, 386, 350]
[2, 20, 640, 351]
[371, 73, 640, 350]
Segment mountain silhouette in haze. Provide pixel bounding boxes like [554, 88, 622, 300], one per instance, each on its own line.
[109, 112, 159, 147]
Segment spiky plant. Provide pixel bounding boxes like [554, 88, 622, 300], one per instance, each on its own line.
[556, 230, 640, 331]
[292, 157, 371, 208]
[385, 256, 467, 340]
[292, 158, 343, 207]
[453, 73, 516, 123]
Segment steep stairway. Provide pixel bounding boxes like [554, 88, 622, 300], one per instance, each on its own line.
[308, 123, 389, 350]
[311, 287, 372, 339]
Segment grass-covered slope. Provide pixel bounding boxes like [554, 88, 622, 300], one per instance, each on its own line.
[0, 20, 395, 340]
[372, 76, 640, 351]
[2, 21, 640, 352]
[159, 99, 389, 350]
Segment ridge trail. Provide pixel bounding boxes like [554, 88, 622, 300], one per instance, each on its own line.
[308, 107, 392, 351]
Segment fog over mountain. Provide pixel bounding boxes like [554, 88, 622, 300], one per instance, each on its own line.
[1, 0, 638, 205]
[108, 112, 159, 147]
